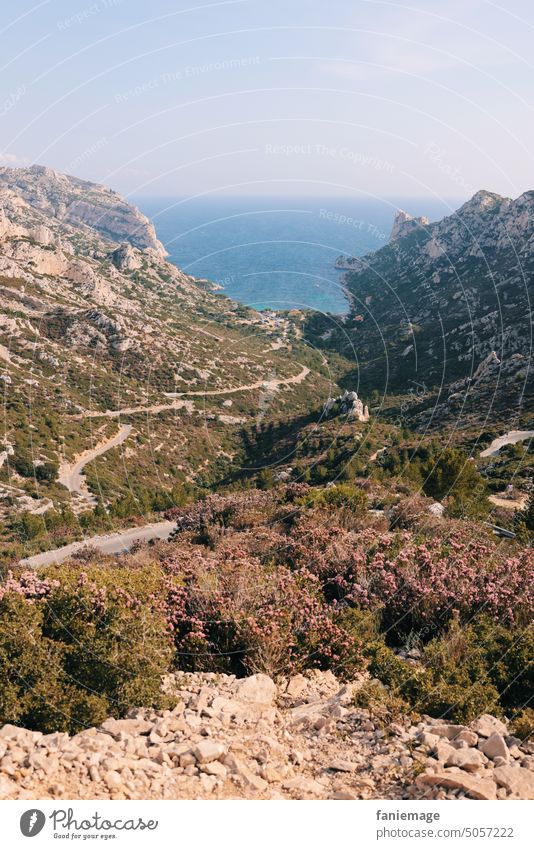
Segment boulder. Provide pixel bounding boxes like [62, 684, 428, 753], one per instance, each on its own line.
[480, 733, 509, 762]
[201, 761, 227, 778]
[417, 731, 440, 748]
[445, 748, 486, 773]
[286, 674, 308, 699]
[234, 674, 276, 706]
[471, 715, 507, 738]
[100, 718, 153, 738]
[494, 766, 534, 800]
[416, 770, 497, 800]
[455, 730, 478, 747]
[224, 754, 268, 792]
[0, 724, 40, 745]
[431, 724, 471, 741]
[210, 696, 243, 717]
[435, 740, 456, 762]
[192, 740, 226, 764]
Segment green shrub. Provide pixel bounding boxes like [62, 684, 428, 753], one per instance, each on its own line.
[345, 612, 516, 724]
[352, 681, 413, 726]
[11, 511, 44, 541]
[0, 564, 173, 733]
[299, 483, 368, 513]
[422, 447, 490, 518]
[510, 709, 534, 742]
[0, 594, 69, 732]
[416, 625, 501, 722]
[35, 460, 59, 482]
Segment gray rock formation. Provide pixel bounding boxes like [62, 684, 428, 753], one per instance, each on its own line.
[110, 242, 143, 271]
[324, 390, 369, 422]
[0, 164, 166, 256]
[322, 188, 534, 425]
[389, 209, 430, 241]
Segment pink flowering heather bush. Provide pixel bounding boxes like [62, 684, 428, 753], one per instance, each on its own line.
[165, 489, 275, 535]
[282, 519, 533, 639]
[346, 531, 533, 638]
[160, 549, 364, 679]
[1, 483, 532, 731]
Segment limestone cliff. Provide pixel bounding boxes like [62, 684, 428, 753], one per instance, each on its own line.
[0, 164, 166, 256]
[313, 189, 534, 426]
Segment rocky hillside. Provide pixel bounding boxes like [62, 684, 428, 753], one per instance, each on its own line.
[1, 671, 532, 801]
[309, 190, 534, 429]
[0, 166, 332, 535]
[0, 165, 166, 255]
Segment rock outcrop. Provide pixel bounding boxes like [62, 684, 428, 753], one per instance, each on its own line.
[0, 165, 166, 256]
[389, 209, 430, 241]
[324, 390, 369, 422]
[110, 242, 143, 271]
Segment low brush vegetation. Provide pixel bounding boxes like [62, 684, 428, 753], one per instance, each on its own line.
[0, 484, 531, 734]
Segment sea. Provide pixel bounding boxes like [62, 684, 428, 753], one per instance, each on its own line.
[136, 196, 462, 315]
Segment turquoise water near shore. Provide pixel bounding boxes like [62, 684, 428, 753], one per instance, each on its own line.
[136, 196, 460, 314]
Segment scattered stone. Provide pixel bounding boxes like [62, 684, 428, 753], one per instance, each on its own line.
[471, 715, 508, 738]
[480, 733, 509, 763]
[0, 673, 531, 802]
[416, 771, 497, 801]
[192, 741, 226, 764]
[494, 766, 534, 800]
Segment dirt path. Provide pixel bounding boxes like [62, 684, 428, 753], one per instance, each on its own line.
[71, 366, 310, 420]
[20, 519, 176, 567]
[162, 364, 311, 398]
[58, 424, 132, 506]
[480, 430, 534, 457]
[489, 492, 528, 511]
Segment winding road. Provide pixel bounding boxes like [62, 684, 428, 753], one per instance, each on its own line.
[70, 366, 311, 420]
[20, 519, 176, 568]
[58, 424, 132, 505]
[480, 430, 534, 458]
[22, 366, 312, 565]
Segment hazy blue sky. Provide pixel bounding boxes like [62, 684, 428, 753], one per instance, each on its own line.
[1, 0, 533, 201]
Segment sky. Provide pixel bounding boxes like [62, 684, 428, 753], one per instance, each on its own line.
[1, 0, 534, 201]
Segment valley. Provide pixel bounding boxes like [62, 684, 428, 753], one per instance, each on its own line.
[0, 165, 532, 804]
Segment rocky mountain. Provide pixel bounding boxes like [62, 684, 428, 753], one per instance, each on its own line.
[311, 190, 534, 428]
[0, 165, 166, 256]
[0, 166, 332, 529]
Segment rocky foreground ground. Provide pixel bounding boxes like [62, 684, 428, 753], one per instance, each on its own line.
[0, 672, 532, 801]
